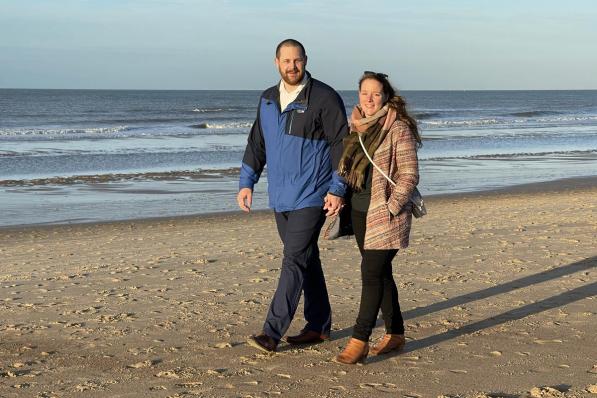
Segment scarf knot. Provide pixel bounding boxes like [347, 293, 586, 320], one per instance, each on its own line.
[338, 103, 397, 191]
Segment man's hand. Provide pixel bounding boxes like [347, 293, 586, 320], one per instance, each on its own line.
[323, 193, 344, 217]
[237, 188, 253, 212]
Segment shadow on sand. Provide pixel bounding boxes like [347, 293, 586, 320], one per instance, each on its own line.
[330, 256, 596, 359]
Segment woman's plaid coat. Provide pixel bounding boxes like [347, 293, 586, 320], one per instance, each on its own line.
[363, 120, 419, 250]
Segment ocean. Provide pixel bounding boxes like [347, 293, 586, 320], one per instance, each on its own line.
[1, 89, 596, 227]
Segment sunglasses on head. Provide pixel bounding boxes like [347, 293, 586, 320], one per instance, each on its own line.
[363, 71, 388, 78]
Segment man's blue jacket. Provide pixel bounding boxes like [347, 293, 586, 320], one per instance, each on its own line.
[239, 72, 348, 212]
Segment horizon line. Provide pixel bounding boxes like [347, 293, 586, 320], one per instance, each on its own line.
[2, 87, 597, 92]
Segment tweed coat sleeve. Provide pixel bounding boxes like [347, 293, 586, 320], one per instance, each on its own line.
[386, 121, 419, 216]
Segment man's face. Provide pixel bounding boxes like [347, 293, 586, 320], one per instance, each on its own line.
[275, 45, 307, 87]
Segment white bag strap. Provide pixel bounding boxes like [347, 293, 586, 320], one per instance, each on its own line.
[357, 133, 396, 186]
[358, 133, 425, 213]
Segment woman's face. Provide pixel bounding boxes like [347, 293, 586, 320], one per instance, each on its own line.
[359, 78, 385, 117]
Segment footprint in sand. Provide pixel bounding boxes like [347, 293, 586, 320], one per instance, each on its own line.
[240, 298, 261, 305]
[206, 367, 228, 375]
[128, 361, 151, 369]
[155, 370, 180, 379]
[1, 370, 20, 378]
[529, 386, 566, 398]
[11, 382, 36, 389]
[175, 381, 204, 388]
[97, 313, 137, 323]
[533, 339, 563, 345]
[375, 383, 400, 393]
[127, 359, 161, 369]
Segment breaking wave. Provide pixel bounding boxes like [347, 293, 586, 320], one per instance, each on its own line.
[507, 110, 562, 117]
[422, 149, 597, 161]
[0, 168, 243, 187]
[189, 122, 252, 129]
[0, 126, 131, 137]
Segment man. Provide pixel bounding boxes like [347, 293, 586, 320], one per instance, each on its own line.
[237, 39, 348, 352]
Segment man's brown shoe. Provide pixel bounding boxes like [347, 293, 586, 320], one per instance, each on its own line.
[285, 329, 329, 345]
[370, 334, 405, 355]
[247, 333, 277, 353]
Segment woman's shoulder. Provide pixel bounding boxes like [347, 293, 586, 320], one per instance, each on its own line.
[389, 119, 412, 136]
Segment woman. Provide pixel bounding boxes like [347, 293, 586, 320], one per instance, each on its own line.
[335, 71, 421, 364]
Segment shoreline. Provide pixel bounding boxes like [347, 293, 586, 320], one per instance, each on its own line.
[2, 174, 596, 232]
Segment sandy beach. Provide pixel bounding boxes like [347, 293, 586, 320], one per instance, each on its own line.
[1, 178, 596, 398]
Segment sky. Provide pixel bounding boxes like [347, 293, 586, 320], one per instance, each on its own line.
[1, 0, 596, 90]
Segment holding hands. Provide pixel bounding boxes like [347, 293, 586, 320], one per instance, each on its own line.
[323, 193, 345, 217]
[239, 189, 344, 216]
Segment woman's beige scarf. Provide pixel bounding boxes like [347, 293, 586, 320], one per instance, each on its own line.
[338, 104, 397, 191]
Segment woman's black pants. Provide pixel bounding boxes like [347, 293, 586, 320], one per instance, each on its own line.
[351, 209, 405, 342]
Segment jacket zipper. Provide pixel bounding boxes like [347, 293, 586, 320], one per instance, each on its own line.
[287, 110, 295, 135]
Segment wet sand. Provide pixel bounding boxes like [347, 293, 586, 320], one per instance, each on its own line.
[0, 178, 596, 397]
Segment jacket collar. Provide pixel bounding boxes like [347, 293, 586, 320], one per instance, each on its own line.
[264, 71, 312, 111]
[291, 71, 311, 109]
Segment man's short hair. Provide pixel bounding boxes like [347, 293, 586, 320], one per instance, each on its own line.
[275, 39, 306, 58]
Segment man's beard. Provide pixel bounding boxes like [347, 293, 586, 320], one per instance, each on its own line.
[279, 68, 304, 86]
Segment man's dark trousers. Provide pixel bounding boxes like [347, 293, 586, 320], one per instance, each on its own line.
[263, 206, 331, 341]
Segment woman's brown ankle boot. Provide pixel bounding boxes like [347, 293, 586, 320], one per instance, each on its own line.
[370, 334, 405, 355]
[335, 338, 369, 364]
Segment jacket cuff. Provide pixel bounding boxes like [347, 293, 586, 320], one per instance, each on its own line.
[387, 200, 401, 216]
[239, 179, 254, 191]
[328, 171, 347, 197]
[239, 163, 259, 190]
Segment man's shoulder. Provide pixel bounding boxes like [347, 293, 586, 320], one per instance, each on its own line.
[260, 85, 279, 101]
[309, 78, 344, 109]
[310, 78, 341, 97]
